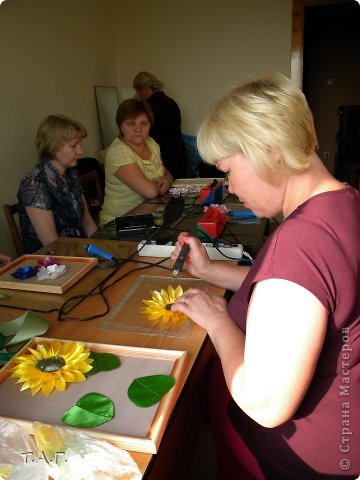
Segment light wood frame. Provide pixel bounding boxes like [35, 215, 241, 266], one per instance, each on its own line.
[0, 255, 98, 294]
[0, 337, 187, 454]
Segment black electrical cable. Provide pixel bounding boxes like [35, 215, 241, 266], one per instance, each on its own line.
[57, 255, 173, 321]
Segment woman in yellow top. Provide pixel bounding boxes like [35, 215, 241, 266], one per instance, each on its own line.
[99, 99, 173, 225]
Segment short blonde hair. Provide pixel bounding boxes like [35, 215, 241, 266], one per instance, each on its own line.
[133, 71, 164, 92]
[197, 73, 318, 178]
[36, 114, 87, 161]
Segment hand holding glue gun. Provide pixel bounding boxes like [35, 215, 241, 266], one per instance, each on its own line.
[170, 232, 229, 330]
[171, 233, 211, 278]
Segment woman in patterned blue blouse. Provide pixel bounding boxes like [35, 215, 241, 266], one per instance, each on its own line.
[17, 115, 97, 254]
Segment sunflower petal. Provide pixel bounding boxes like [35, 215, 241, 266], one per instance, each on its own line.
[148, 312, 165, 320]
[28, 347, 43, 359]
[30, 383, 42, 395]
[160, 289, 170, 304]
[152, 290, 164, 303]
[54, 376, 66, 391]
[42, 380, 55, 396]
[174, 285, 184, 298]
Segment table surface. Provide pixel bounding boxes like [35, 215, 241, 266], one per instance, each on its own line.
[0, 237, 231, 478]
[0, 188, 268, 478]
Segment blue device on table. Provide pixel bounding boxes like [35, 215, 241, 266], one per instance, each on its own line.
[86, 244, 115, 261]
[231, 210, 257, 219]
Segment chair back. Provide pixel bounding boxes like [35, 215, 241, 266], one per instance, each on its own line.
[3, 203, 23, 257]
[79, 170, 104, 219]
[76, 157, 105, 190]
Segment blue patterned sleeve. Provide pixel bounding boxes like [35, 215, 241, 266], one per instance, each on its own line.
[18, 171, 53, 210]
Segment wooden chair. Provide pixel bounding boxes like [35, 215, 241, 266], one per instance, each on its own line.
[3, 203, 23, 257]
[76, 157, 105, 191]
[79, 170, 104, 219]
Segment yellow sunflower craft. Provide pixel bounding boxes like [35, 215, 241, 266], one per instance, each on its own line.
[0, 466, 10, 480]
[140, 284, 188, 324]
[10, 340, 93, 396]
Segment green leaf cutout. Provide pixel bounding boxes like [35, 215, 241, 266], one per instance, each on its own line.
[0, 293, 11, 300]
[62, 392, 114, 428]
[128, 375, 175, 408]
[0, 351, 14, 366]
[86, 352, 120, 376]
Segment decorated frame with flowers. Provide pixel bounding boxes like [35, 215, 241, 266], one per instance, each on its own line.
[0, 337, 187, 453]
[0, 255, 98, 294]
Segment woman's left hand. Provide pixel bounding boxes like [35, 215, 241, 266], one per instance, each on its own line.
[171, 287, 229, 331]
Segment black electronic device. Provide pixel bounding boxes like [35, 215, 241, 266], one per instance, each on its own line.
[162, 197, 185, 226]
[115, 214, 156, 236]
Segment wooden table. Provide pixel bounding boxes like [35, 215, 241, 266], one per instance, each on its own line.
[1, 183, 268, 478]
[0, 237, 228, 479]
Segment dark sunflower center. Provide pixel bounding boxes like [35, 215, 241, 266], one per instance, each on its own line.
[35, 356, 66, 372]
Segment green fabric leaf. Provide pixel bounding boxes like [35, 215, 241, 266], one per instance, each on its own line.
[86, 352, 120, 376]
[128, 375, 175, 408]
[0, 333, 5, 349]
[0, 351, 14, 367]
[62, 392, 114, 428]
[0, 310, 49, 347]
[0, 351, 15, 361]
[0, 293, 12, 300]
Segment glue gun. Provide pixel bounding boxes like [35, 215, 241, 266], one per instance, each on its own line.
[86, 244, 115, 261]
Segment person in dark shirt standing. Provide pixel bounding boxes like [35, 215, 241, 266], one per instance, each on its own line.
[133, 71, 188, 179]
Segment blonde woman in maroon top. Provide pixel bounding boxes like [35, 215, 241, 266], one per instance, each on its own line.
[171, 73, 360, 479]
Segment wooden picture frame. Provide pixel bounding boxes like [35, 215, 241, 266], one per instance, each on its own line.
[0, 255, 98, 294]
[0, 337, 187, 453]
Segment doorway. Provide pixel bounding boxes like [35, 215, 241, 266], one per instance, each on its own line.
[292, 0, 360, 178]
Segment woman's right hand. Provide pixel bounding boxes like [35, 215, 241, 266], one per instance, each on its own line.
[0, 253, 11, 265]
[171, 233, 212, 279]
[154, 176, 170, 194]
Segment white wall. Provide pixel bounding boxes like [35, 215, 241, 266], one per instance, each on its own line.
[0, 0, 117, 255]
[113, 0, 292, 134]
[0, 0, 292, 257]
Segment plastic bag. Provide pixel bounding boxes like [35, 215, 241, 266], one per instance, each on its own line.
[0, 418, 49, 480]
[0, 418, 142, 480]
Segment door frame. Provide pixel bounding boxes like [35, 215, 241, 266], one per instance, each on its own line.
[291, 0, 350, 88]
